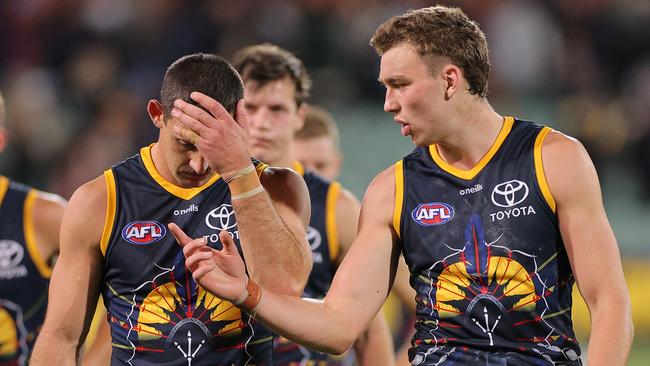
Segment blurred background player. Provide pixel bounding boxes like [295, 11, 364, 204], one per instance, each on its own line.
[30, 53, 312, 365]
[294, 105, 342, 181]
[295, 104, 416, 364]
[0, 91, 66, 365]
[232, 43, 395, 366]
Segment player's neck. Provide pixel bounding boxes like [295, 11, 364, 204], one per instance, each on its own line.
[267, 151, 295, 170]
[149, 143, 176, 184]
[435, 101, 504, 170]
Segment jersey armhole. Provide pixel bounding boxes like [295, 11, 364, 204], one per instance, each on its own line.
[24, 190, 53, 278]
[534, 127, 556, 213]
[0, 176, 9, 206]
[326, 182, 341, 262]
[393, 160, 405, 239]
[100, 169, 118, 257]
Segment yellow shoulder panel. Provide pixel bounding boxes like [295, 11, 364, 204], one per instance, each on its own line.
[393, 160, 404, 239]
[326, 182, 341, 262]
[24, 190, 53, 278]
[534, 127, 556, 213]
[0, 176, 9, 206]
[101, 169, 118, 257]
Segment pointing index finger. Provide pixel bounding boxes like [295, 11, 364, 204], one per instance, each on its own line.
[168, 223, 193, 247]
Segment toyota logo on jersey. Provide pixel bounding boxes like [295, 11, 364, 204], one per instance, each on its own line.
[205, 204, 237, 231]
[121, 221, 167, 245]
[491, 180, 529, 208]
[411, 202, 455, 226]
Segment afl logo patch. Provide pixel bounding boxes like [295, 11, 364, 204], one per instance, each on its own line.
[121, 221, 166, 245]
[412, 202, 455, 226]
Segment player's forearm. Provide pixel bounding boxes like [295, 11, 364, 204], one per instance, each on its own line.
[353, 314, 395, 366]
[232, 193, 310, 294]
[585, 296, 633, 365]
[31, 330, 79, 365]
[253, 289, 363, 354]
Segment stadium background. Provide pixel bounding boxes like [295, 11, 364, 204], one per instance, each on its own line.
[0, 0, 648, 363]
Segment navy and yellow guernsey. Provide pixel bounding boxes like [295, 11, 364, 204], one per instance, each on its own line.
[272, 162, 341, 365]
[394, 118, 582, 365]
[0, 176, 52, 366]
[101, 145, 273, 365]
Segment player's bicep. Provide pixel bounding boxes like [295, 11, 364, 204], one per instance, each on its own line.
[41, 179, 105, 343]
[542, 132, 625, 304]
[332, 187, 360, 265]
[325, 168, 399, 326]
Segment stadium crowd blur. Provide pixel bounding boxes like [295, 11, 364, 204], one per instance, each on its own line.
[1, 0, 649, 350]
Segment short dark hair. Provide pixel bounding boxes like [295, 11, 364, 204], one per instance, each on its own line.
[296, 105, 340, 149]
[161, 53, 243, 119]
[232, 44, 311, 106]
[370, 6, 490, 97]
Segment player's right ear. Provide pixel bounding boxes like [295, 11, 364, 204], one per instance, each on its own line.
[147, 100, 165, 129]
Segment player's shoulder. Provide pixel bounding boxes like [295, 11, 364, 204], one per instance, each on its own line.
[30, 190, 67, 227]
[67, 174, 110, 217]
[360, 163, 397, 208]
[259, 165, 306, 190]
[541, 129, 591, 166]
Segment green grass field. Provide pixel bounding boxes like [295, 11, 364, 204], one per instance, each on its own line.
[628, 342, 650, 365]
[580, 341, 650, 365]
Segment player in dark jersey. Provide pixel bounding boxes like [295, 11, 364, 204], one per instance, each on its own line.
[231, 44, 394, 366]
[174, 6, 633, 366]
[0, 92, 66, 366]
[31, 53, 312, 365]
[294, 104, 417, 364]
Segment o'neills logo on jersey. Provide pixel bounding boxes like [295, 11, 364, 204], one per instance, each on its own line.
[411, 202, 455, 226]
[121, 221, 166, 245]
[490, 180, 536, 222]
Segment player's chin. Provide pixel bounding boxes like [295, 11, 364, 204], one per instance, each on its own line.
[411, 134, 428, 147]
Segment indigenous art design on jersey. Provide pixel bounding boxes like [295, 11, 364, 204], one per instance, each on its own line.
[397, 118, 582, 365]
[101, 146, 272, 365]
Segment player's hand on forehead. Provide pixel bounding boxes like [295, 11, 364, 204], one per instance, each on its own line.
[170, 92, 252, 177]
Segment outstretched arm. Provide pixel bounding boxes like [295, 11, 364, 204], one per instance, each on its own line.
[31, 177, 106, 365]
[542, 131, 633, 365]
[334, 187, 395, 365]
[171, 93, 312, 295]
[175, 166, 401, 354]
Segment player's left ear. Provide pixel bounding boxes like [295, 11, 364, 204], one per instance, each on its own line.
[147, 100, 165, 129]
[441, 64, 462, 100]
[295, 102, 307, 131]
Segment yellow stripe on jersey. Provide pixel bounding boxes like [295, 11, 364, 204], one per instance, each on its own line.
[255, 162, 269, 177]
[534, 127, 556, 213]
[429, 116, 514, 180]
[292, 161, 305, 177]
[326, 182, 340, 262]
[24, 190, 53, 278]
[141, 144, 221, 200]
[0, 176, 9, 206]
[101, 169, 117, 257]
[393, 160, 404, 239]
